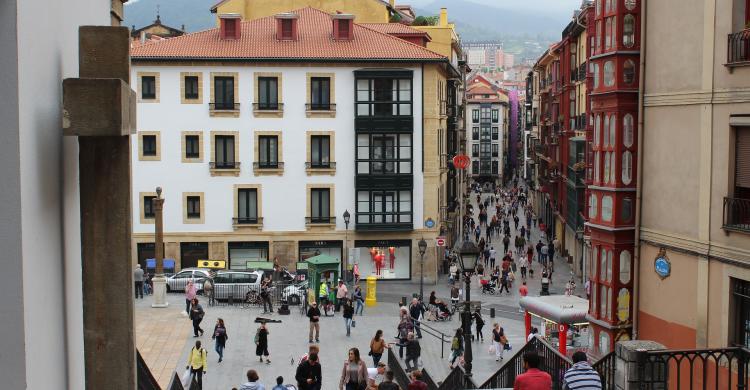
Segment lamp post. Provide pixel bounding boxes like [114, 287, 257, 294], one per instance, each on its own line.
[456, 240, 480, 386]
[151, 187, 168, 308]
[343, 210, 351, 285]
[418, 238, 427, 301]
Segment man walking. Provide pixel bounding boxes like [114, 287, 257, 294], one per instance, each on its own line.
[186, 340, 208, 389]
[296, 352, 322, 390]
[409, 298, 424, 339]
[133, 264, 144, 299]
[489, 247, 497, 269]
[513, 352, 551, 390]
[548, 241, 556, 270]
[307, 302, 321, 343]
[335, 280, 348, 312]
[563, 351, 602, 389]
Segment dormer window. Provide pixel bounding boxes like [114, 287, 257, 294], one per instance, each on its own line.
[219, 14, 241, 40]
[338, 19, 350, 38]
[332, 14, 354, 41]
[282, 19, 293, 39]
[275, 13, 298, 41]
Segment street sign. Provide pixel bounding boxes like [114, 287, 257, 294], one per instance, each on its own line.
[453, 154, 470, 169]
[436, 237, 446, 246]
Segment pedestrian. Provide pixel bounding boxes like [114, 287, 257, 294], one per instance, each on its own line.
[254, 322, 271, 364]
[211, 318, 228, 362]
[474, 226, 481, 243]
[563, 351, 602, 389]
[343, 298, 354, 336]
[408, 298, 424, 339]
[472, 307, 485, 342]
[203, 277, 214, 306]
[540, 243, 548, 265]
[367, 362, 387, 389]
[261, 275, 273, 314]
[190, 298, 205, 337]
[527, 327, 539, 342]
[353, 285, 365, 315]
[239, 369, 266, 390]
[500, 268, 511, 294]
[307, 301, 321, 343]
[133, 264, 144, 299]
[519, 282, 529, 298]
[369, 329, 390, 367]
[353, 263, 361, 284]
[450, 285, 460, 308]
[491, 323, 506, 361]
[318, 280, 329, 307]
[407, 370, 428, 390]
[186, 340, 207, 389]
[404, 332, 421, 372]
[185, 280, 197, 315]
[503, 235, 510, 254]
[295, 352, 322, 390]
[519, 255, 528, 280]
[448, 328, 464, 369]
[377, 370, 400, 390]
[513, 351, 552, 389]
[338, 347, 368, 390]
[272, 376, 285, 390]
[336, 280, 349, 312]
[397, 318, 413, 359]
[548, 241, 555, 266]
[489, 247, 497, 269]
[513, 215, 519, 230]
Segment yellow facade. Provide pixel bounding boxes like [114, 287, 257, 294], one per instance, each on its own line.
[411, 9, 460, 64]
[214, 0, 390, 23]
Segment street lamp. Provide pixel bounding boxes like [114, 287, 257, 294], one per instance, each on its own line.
[456, 240, 480, 385]
[343, 210, 351, 285]
[418, 238, 427, 301]
[151, 187, 168, 308]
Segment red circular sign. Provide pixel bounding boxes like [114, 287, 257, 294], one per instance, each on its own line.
[436, 237, 446, 246]
[453, 154, 470, 169]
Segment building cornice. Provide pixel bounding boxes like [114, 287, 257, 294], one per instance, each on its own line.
[639, 227, 750, 268]
[644, 88, 750, 107]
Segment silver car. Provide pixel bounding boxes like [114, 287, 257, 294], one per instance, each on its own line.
[165, 268, 212, 293]
[212, 270, 264, 300]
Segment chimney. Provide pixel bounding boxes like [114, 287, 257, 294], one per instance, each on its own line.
[275, 12, 299, 41]
[219, 13, 241, 40]
[332, 13, 355, 41]
[439, 8, 448, 27]
[140, 31, 146, 44]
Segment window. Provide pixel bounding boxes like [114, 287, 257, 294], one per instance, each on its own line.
[310, 135, 330, 168]
[594, 114, 601, 147]
[310, 77, 331, 110]
[596, 0, 601, 15]
[733, 278, 750, 348]
[607, 250, 613, 282]
[311, 188, 331, 223]
[604, 152, 611, 184]
[603, 61, 615, 87]
[591, 279, 598, 315]
[356, 78, 411, 116]
[602, 196, 613, 221]
[589, 194, 598, 218]
[356, 190, 412, 225]
[185, 135, 200, 159]
[622, 151, 633, 185]
[258, 135, 279, 168]
[491, 109, 499, 123]
[356, 133, 412, 175]
[186, 196, 201, 219]
[472, 160, 479, 175]
[612, 16, 617, 47]
[623, 14, 635, 47]
[237, 188, 258, 224]
[600, 284, 607, 318]
[600, 332, 611, 355]
[625, 0, 636, 11]
[609, 114, 616, 147]
[142, 135, 157, 156]
[258, 77, 279, 110]
[593, 63, 600, 89]
[141, 76, 156, 99]
[591, 248, 598, 279]
[623, 60, 636, 85]
[605, 0, 612, 12]
[143, 196, 156, 219]
[214, 135, 235, 168]
[596, 21, 602, 53]
[492, 143, 499, 157]
[623, 114, 634, 147]
[472, 127, 479, 141]
[481, 107, 491, 121]
[472, 144, 479, 157]
[492, 161, 499, 175]
[620, 250, 632, 283]
[605, 18, 612, 50]
[472, 109, 480, 123]
[595, 152, 601, 182]
[184, 76, 199, 100]
[214, 76, 235, 110]
[338, 19, 351, 39]
[480, 143, 491, 158]
[281, 19, 293, 39]
[735, 128, 750, 198]
[622, 197, 633, 222]
[481, 126, 491, 141]
[492, 127, 499, 140]
[603, 115, 610, 148]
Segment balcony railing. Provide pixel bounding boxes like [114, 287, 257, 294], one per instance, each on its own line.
[305, 161, 336, 169]
[305, 216, 336, 225]
[209, 161, 240, 169]
[233, 216, 263, 225]
[727, 29, 750, 65]
[252, 102, 284, 111]
[209, 102, 240, 111]
[253, 161, 284, 169]
[723, 196, 750, 232]
[305, 103, 336, 111]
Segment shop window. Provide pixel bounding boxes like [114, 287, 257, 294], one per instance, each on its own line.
[624, 60, 636, 85]
[623, 14, 635, 47]
[623, 114, 634, 147]
[589, 194, 598, 219]
[622, 151, 633, 185]
[228, 242, 269, 270]
[603, 60, 615, 87]
[602, 196, 613, 221]
[354, 241, 411, 279]
[620, 251, 632, 284]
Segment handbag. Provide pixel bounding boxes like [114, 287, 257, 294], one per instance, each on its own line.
[352, 320, 356, 328]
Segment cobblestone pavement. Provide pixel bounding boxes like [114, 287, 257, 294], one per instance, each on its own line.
[135, 186, 588, 389]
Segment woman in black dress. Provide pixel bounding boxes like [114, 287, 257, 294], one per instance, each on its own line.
[255, 323, 270, 364]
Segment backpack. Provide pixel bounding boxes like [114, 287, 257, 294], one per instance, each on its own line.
[451, 337, 460, 351]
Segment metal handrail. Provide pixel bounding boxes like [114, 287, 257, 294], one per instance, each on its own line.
[305, 161, 336, 169]
[209, 102, 239, 111]
[728, 29, 750, 64]
[232, 216, 263, 225]
[253, 161, 284, 169]
[252, 102, 284, 111]
[410, 314, 450, 358]
[305, 103, 336, 111]
[723, 196, 750, 232]
[591, 351, 616, 389]
[209, 161, 240, 169]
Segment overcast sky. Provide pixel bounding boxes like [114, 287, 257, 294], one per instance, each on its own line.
[408, 0, 584, 15]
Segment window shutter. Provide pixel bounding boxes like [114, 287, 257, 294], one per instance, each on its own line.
[737, 128, 750, 188]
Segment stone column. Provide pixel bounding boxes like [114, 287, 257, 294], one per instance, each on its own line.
[614, 340, 667, 390]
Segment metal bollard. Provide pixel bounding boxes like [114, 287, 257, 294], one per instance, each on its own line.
[490, 307, 496, 318]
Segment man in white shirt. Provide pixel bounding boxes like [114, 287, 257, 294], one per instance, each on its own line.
[367, 362, 387, 387]
[489, 247, 497, 269]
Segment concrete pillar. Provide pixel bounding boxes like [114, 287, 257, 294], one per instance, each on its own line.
[614, 340, 666, 390]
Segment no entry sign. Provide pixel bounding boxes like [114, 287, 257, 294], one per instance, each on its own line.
[436, 237, 446, 246]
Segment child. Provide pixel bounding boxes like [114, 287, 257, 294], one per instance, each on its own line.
[272, 376, 285, 390]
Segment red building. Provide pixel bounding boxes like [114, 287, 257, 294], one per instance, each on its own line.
[585, 0, 641, 356]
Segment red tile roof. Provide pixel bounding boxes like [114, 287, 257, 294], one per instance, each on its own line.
[360, 23, 430, 37]
[131, 7, 445, 62]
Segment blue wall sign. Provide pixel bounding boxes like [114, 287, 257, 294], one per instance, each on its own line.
[424, 218, 435, 229]
[654, 256, 671, 279]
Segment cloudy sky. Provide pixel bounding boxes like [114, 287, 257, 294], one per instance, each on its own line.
[408, 0, 584, 18]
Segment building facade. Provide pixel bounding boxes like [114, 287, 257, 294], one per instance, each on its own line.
[465, 75, 509, 186]
[130, 8, 459, 282]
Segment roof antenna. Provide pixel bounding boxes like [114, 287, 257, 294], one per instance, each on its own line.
[156, 4, 161, 23]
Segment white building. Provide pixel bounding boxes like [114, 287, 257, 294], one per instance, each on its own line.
[130, 8, 456, 281]
[464, 77, 509, 187]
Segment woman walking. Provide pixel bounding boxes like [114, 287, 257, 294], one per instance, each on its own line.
[343, 299, 354, 337]
[338, 347, 368, 390]
[255, 322, 271, 364]
[352, 285, 364, 315]
[491, 323, 506, 362]
[369, 330, 390, 367]
[449, 328, 464, 369]
[211, 318, 228, 362]
[189, 298, 205, 337]
[185, 280, 197, 315]
[472, 308, 485, 342]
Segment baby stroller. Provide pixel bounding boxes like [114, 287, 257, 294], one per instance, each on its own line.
[480, 278, 496, 295]
[431, 300, 452, 321]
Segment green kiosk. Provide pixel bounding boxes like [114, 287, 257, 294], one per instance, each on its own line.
[304, 254, 341, 304]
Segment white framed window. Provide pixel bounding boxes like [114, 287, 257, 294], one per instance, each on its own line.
[589, 194, 598, 218]
[604, 115, 610, 147]
[623, 14, 636, 47]
[593, 63, 601, 89]
[594, 114, 601, 147]
[623, 114, 634, 147]
[604, 60, 615, 87]
[625, 0, 636, 11]
[604, 152, 611, 184]
[620, 250, 632, 284]
[623, 60, 636, 85]
[605, 18, 612, 49]
[610, 152, 617, 184]
[607, 250, 613, 282]
[622, 151, 633, 185]
[609, 113, 617, 147]
[596, 21, 602, 53]
[600, 332, 611, 354]
[599, 284, 607, 317]
[595, 152, 601, 182]
[602, 196, 613, 221]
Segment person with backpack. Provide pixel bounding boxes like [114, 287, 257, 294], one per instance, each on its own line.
[239, 369, 266, 390]
[472, 307, 485, 342]
[449, 328, 464, 369]
[491, 323, 507, 362]
[186, 340, 207, 389]
[211, 318, 228, 362]
[189, 298, 205, 337]
[296, 352, 322, 390]
[255, 322, 270, 364]
[203, 277, 214, 306]
[185, 280, 197, 315]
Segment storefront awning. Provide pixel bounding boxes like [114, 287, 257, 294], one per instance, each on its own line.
[520, 295, 589, 324]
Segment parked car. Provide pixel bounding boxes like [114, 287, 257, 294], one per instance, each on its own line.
[212, 270, 265, 300]
[282, 280, 308, 305]
[166, 268, 212, 293]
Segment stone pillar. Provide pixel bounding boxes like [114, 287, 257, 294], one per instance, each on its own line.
[614, 340, 666, 390]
